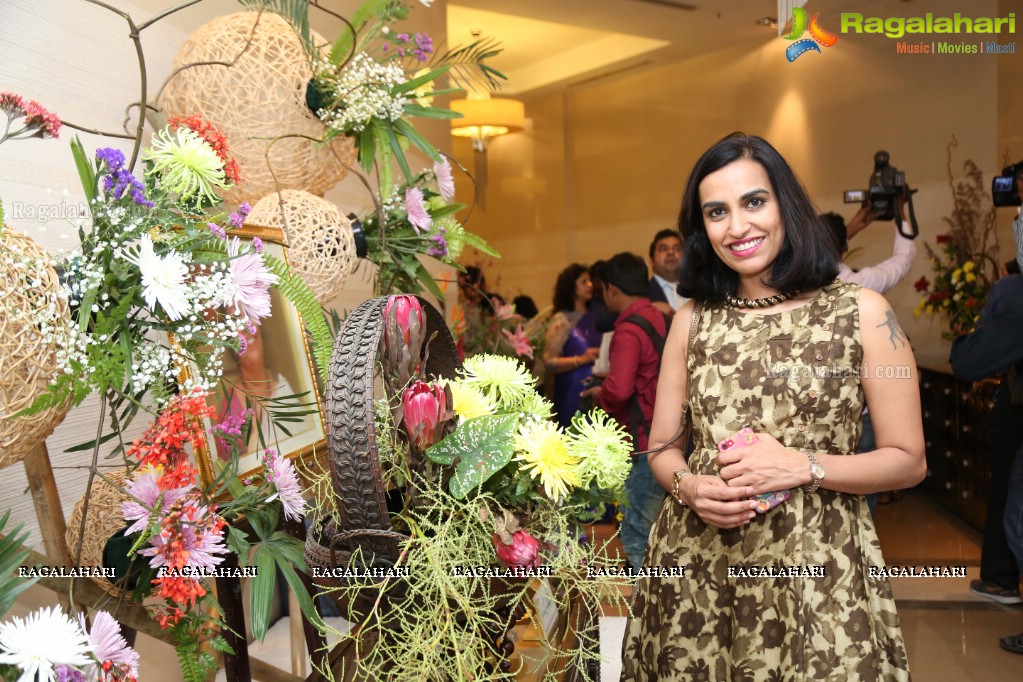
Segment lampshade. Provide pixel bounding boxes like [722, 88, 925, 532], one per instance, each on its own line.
[450, 97, 525, 151]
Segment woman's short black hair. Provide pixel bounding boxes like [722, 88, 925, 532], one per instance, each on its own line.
[553, 263, 588, 312]
[675, 133, 839, 304]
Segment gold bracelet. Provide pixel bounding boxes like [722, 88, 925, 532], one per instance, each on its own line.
[672, 470, 694, 506]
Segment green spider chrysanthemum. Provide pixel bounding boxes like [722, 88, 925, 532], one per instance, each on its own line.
[514, 420, 580, 502]
[460, 354, 536, 410]
[567, 409, 633, 492]
[513, 390, 555, 421]
[143, 127, 229, 205]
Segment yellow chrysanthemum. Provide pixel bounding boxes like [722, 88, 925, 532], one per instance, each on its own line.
[963, 261, 975, 272]
[965, 272, 976, 283]
[446, 380, 496, 420]
[513, 420, 579, 502]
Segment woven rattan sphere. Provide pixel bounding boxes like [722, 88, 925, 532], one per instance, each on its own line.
[158, 11, 356, 205]
[248, 190, 357, 304]
[65, 470, 129, 593]
[0, 229, 70, 468]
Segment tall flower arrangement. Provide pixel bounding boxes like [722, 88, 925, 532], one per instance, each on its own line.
[913, 144, 999, 340]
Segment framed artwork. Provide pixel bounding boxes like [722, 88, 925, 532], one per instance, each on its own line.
[193, 225, 327, 487]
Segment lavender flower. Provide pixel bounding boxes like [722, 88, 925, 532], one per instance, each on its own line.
[208, 222, 227, 239]
[96, 147, 154, 208]
[262, 448, 306, 521]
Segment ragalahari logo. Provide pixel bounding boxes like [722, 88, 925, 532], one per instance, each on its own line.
[784, 7, 839, 62]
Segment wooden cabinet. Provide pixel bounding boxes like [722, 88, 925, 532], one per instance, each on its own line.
[918, 367, 998, 531]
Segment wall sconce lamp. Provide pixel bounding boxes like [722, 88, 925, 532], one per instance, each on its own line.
[449, 94, 525, 152]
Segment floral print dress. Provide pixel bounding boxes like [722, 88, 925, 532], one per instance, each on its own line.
[621, 281, 911, 681]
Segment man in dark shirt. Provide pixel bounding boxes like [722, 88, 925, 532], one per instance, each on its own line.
[647, 229, 686, 315]
[950, 271, 1023, 653]
[585, 252, 668, 568]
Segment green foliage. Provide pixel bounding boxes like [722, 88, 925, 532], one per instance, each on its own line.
[237, 0, 313, 53]
[432, 37, 508, 92]
[326, 0, 404, 66]
[0, 511, 38, 618]
[262, 252, 332, 385]
[427, 414, 516, 499]
[249, 532, 323, 641]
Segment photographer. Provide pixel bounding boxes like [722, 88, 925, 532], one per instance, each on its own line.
[821, 194, 916, 295]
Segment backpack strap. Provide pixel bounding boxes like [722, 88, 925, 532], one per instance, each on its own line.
[619, 312, 671, 444]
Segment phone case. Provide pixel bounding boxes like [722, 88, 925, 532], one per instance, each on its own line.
[716, 428, 791, 514]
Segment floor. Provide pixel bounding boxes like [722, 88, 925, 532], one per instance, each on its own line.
[9, 490, 1023, 680]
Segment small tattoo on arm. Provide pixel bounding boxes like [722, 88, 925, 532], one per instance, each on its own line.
[877, 310, 907, 350]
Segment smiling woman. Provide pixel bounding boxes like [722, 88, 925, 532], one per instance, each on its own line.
[619, 133, 925, 681]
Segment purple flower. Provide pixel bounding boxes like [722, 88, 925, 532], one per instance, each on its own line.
[208, 222, 227, 239]
[228, 202, 250, 228]
[96, 147, 154, 208]
[252, 236, 263, 253]
[54, 665, 86, 682]
[428, 232, 447, 257]
[405, 187, 432, 233]
[216, 237, 279, 325]
[263, 449, 306, 521]
[122, 466, 190, 535]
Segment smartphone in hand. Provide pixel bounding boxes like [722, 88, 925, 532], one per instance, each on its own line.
[716, 428, 791, 514]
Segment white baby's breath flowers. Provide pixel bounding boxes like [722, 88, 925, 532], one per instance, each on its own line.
[317, 53, 409, 133]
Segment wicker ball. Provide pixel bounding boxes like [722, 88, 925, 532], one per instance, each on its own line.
[158, 11, 356, 205]
[65, 471, 129, 593]
[0, 229, 70, 469]
[248, 190, 358, 304]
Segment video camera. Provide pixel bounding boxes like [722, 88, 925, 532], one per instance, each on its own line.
[844, 151, 918, 239]
[991, 162, 1023, 207]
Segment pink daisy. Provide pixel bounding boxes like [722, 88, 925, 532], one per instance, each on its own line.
[217, 237, 278, 325]
[405, 187, 432, 233]
[262, 449, 306, 522]
[433, 159, 455, 202]
[122, 466, 190, 535]
[79, 611, 140, 678]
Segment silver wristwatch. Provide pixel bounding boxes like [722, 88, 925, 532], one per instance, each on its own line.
[802, 451, 824, 493]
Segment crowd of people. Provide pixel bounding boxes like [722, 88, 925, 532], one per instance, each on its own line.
[469, 132, 1023, 678]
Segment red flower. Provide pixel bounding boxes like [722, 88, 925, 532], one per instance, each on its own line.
[401, 380, 449, 451]
[935, 234, 951, 244]
[492, 530, 541, 569]
[913, 276, 930, 293]
[966, 297, 977, 307]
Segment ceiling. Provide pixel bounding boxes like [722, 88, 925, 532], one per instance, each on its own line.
[447, 0, 785, 98]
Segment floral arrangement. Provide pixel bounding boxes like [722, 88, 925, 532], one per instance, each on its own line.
[320, 295, 631, 680]
[452, 293, 547, 362]
[0, 607, 139, 682]
[913, 144, 999, 340]
[105, 387, 317, 681]
[361, 160, 497, 297]
[19, 116, 331, 423]
[306, 0, 505, 181]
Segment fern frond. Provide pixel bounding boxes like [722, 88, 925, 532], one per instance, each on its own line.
[262, 254, 332, 385]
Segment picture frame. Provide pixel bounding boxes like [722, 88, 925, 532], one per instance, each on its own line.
[192, 225, 327, 488]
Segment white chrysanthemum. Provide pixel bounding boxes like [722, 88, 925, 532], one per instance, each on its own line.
[119, 234, 190, 320]
[445, 380, 496, 420]
[460, 354, 536, 410]
[143, 127, 228, 205]
[567, 409, 633, 492]
[0, 606, 95, 682]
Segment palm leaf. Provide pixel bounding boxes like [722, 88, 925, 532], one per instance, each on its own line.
[0, 511, 39, 617]
[237, 0, 313, 54]
[433, 37, 508, 92]
[327, 0, 392, 66]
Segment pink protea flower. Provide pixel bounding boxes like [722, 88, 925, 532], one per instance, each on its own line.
[79, 610, 140, 678]
[501, 323, 533, 359]
[401, 381, 449, 452]
[492, 530, 541, 569]
[405, 187, 432, 233]
[384, 294, 424, 350]
[262, 448, 306, 522]
[122, 466, 191, 535]
[433, 159, 455, 202]
[217, 236, 278, 325]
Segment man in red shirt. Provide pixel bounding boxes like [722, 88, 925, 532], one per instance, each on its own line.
[585, 252, 669, 569]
